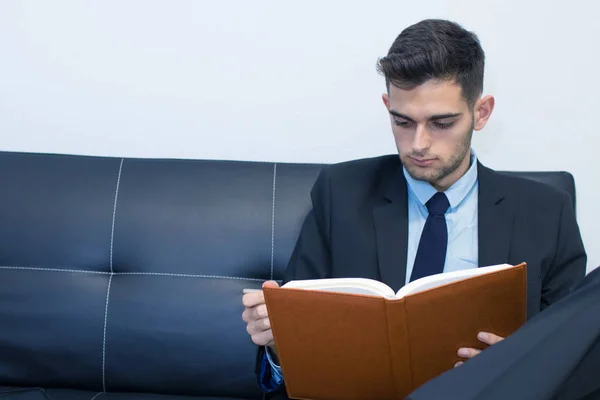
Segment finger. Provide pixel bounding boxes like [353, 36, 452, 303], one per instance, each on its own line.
[246, 317, 271, 335]
[250, 304, 268, 320]
[262, 280, 280, 289]
[242, 280, 280, 308]
[457, 347, 481, 359]
[242, 307, 252, 323]
[478, 332, 504, 345]
[242, 306, 261, 323]
[255, 304, 269, 319]
[242, 304, 269, 324]
[251, 329, 274, 347]
[454, 361, 464, 368]
[242, 291, 265, 308]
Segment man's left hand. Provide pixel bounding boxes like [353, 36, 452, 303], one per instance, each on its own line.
[455, 332, 504, 367]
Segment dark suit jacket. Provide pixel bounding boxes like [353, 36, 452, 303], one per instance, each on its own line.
[406, 266, 600, 400]
[260, 155, 587, 399]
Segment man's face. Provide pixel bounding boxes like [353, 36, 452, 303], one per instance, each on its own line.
[382, 80, 491, 191]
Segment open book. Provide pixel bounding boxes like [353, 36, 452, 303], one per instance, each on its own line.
[281, 263, 516, 299]
[263, 262, 527, 400]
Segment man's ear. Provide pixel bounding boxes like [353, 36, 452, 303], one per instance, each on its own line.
[382, 93, 391, 110]
[473, 95, 495, 131]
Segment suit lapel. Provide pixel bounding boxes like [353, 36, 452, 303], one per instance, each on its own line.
[373, 163, 408, 292]
[477, 162, 516, 267]
[372, 160, 515, 290]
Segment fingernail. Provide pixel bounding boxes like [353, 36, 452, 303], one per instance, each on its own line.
[458, 348, 469, 357]
[454, 361, 463, 367]
[478, 332, 489, 341]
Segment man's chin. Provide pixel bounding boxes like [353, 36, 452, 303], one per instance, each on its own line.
[404, 166, 437, 184]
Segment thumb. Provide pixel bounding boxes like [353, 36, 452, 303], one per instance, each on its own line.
[262, 280, 280, 289]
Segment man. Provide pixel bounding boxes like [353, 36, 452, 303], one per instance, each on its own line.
[242, 19, 587, 399]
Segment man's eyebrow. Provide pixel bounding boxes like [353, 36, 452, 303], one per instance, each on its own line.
[388, 110, 462, 121]
[388, 110, 415, 122]
[429, 113, 462, 120]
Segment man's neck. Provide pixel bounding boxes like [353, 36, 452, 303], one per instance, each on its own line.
[432, 152, 472, 191]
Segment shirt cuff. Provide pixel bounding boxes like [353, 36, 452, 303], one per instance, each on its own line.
[265, 346, 283, 374]
[258, 346, 284, 392]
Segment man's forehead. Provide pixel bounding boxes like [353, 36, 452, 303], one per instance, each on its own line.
[387, 81, 467, 118]
[388, 80, 464, 102]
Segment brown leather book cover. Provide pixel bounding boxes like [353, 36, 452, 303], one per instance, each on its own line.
[263, 262, 527, 400]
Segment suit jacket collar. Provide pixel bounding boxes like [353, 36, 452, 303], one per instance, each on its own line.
[373, 159, 408, 291]
[477, 161, 516, 267]
[372, 157, 516, 291]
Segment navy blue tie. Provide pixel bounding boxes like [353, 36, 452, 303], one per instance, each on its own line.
[410, 192, 450, 282]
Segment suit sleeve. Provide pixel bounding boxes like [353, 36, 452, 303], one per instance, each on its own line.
[541, 192, 587, 309]
[257, 168, 334, 399]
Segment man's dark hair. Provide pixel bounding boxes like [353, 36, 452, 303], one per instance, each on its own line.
[377, 19, 485, 107]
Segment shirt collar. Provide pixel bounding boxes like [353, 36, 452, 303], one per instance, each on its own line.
[403, 150, 478, 210]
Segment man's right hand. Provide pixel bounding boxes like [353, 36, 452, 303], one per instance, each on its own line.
[242, 280, 280, 350]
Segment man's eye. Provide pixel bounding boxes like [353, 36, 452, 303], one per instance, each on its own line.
[432, 121, 454, 129]
[394, 119, 413, 128]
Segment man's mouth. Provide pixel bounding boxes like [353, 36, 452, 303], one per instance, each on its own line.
[409, 157, 436, 167]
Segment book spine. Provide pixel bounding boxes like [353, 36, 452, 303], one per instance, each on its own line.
[385, 299, 414, 399]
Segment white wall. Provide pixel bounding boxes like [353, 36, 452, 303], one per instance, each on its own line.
[1, 1, 598, 272]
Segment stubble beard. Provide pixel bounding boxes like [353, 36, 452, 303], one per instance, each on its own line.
[403, 122, 474, 187]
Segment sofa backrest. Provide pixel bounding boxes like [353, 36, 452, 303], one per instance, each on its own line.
[0, 151, 577, 398]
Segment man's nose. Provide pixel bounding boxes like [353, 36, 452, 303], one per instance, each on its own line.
[412, 125, 431, 153]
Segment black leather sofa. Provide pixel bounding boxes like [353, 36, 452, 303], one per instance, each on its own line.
[0, 150, 577, 400]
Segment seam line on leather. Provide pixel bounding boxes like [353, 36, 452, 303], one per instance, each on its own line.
[90, 391, 104, 400]
[270, 163, 277, 281]
[101, 274, 113, 392]
[0, 266, 271, 282]
[109, 158, 124, 274]
[101, 157, 122, 393]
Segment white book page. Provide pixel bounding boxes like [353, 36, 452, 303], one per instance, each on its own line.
[282, 277, 396, 298]
[395, 263, 514, 298]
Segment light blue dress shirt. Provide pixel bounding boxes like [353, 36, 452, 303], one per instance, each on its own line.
[263, 151, 480, 388]
[404, 151, 479, 284]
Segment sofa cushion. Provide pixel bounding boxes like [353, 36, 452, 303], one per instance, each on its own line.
[0, 387, 250, 400]
[0, 152, 322, 398]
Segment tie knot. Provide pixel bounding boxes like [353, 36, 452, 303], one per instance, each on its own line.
[426, 192, 450, 216]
